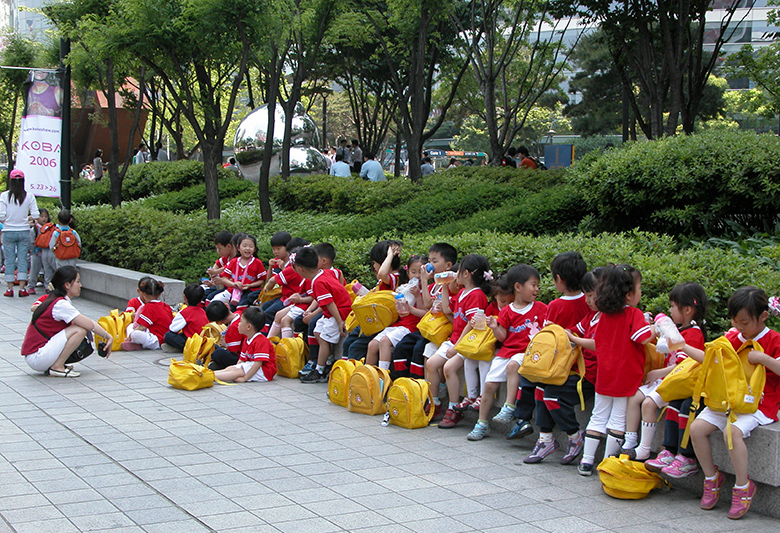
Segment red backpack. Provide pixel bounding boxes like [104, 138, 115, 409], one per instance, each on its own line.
[53, 228, 81, 260]
[34, 222, 56, 248]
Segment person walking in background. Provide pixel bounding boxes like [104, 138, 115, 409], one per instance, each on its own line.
[0, 169, 39, 297]
[156, 141, 168, 162]
[93, 149, 104, 181]
[350, 140, 363, 174]
[134, 143, 150, 164]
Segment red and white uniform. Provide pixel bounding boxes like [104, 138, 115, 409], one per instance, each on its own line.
[376, 271, 400, 292]
[224, 315, 244, 354]
[136, 301, 173, 343]
[213, 254, 231, 270]
[238, 332, 276, 381]
[450, 287, 488, 342]
[22, 297, 78, 355]
[312, 270, 352, 320]
[668, 325, 705, 366]
[170, 306, 209, 338]
[496, 301, 548, 359]
[125, 297, 143, 314]
[545, 293, 591, 330]
[594, 306, 654, 397]
[273, 266, 304, 300]
[221, 257, 267, 287]
[576, 311, 600, 385]
[325, 267, 345, 285]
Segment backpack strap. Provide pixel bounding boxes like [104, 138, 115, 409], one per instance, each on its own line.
[573, 350, 587, 411]
[681, 340, 717, 448]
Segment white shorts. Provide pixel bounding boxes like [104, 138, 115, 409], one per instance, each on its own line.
[236, 361, 269, 383]
[509, 352, 525, 366]
[211, 290, 232, 305]
[694, 407, 772, 438]
[128, 329, 160, 350]
[433, 340, 455, 360]
[25, 329, 70, 372]
[485, 356, 512, 383]
[373, 326, 412, 347]
[314, 316, 341, 344]
[638, 379, 667, 409]
[287, 306, 304, 320]
[423, 342, 438, 359]
[587, 393, 628, 434]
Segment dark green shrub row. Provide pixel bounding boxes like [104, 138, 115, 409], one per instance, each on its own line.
[140, 178, 255, 212]
[73, 202, 780, 334]
[574, 130, 780, 235]
[71, 161, 236, 206]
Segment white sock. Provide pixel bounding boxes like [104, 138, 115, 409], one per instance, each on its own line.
[378, 361, 390, 370]
[281, 327, 293, 339]
[604, 432, 624, 458]
[582, 435, 601, 464]
[705, 472, 718, 481]
[635, 421, 656, 459]
[315, 365, 325, 373]
[734, 482, 749, 490]
[433, 397, 441, 406]
[624, 431, 638, 449]
[448, 402, 457, 410]
[539, 432, 553, 443]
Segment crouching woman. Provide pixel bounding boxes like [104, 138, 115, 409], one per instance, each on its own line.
[21, 266, 113, 377]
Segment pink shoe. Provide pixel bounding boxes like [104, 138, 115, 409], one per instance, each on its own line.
[645, 449, 675, 472]
[661, 455, 699, 479]
[453, 396, 477, 412]
[26, 287, 36, 295]
[120, 341, 142, 351]
[728, 479, 757, 519]
[701, 469, 726, 510]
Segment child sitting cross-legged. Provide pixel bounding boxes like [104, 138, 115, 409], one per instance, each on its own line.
[162, 284, 209, 352]
[467, 264, 547, 440]
[122, 278, 172, 351]
[213, 307, 276, 383]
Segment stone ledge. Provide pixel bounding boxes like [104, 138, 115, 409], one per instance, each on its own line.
[76, 260, 185, 310]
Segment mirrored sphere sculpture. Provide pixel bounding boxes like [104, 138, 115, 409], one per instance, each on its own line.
[233, 103, 327, 182]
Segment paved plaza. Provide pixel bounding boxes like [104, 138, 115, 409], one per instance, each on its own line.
[1, 293, 779, 532]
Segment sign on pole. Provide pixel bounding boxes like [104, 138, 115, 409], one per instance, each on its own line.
[17, 70, 64, 198]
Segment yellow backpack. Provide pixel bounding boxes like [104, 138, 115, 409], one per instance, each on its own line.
[520, 324, 585, 386]
[201, 322, 227, 349]
[350, 291, 398, 336]
[328, 359, 363, 407]
[96, 309, 134, 351]
[182, 333, 216, 366]
[418, 311, 453, 346]
[682, 336, 766, 449]
[348, 365, 392, 415]
[274, 336, 308, 378]
[455, 327, 497, 361]
[254, 285, 282, 305]
[597, 455, 668, 500]
[385, 377, 434, 428]
[656, 357, 701, 403]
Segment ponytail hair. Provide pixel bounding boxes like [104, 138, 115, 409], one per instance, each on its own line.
[459, 254, 493, 297]
[139, 278, 165, 297]
[32, 266, 79, 322]
[595, 263, 641, 315]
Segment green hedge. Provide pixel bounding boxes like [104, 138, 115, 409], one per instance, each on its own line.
[73, 201, 780, 334]
[140, 178, 255, 212]
[574, 130, 780, 235]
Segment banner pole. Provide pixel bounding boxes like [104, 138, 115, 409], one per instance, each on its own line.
[59, 38, 71, 210]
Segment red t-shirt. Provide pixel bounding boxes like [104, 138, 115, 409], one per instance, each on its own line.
[594, 306, 654, 397]
[670, 325, 706, 366]
[136, 301, 173, 343]
[239, 332, 276, 381]
[224, 315, 244, 354]
[274, 266, 304, 300]
[545, 293, 591, 330]
[450, 287, 488, 342]
[312, 270, 352, 320]
[180, 306, 209, 338]
[222, 257, 267, 287]
[576, 311, 600, 385]
[485, 300, 501, 318]
[325, 267, 345, 285]
[377, 271, 400, 291]
[726, 327, 780, 421]
[126, 297, 143, 314]
[213, 255, 231, 269]
[496, 301, 548, 359]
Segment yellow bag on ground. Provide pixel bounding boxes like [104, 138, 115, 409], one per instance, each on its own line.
[182, 333, 215, 366]
[348, 365, 392, 415]
[385, 377, 434, 429]
[350, 291, 398, 336]
[418, 311, 453, 346]
[96, 309, 133, 351]
[275, 336, 308, 378]
[519, 324, 585, 386]
[597, 455, 667, 500]
[168, 359, 215, 390]
[656, 357, 701, 403]
[328, 359, 363, 407]
[201, 322, 227, 349]
[682, 337, 766, 449]
[455, 327, 496, 361]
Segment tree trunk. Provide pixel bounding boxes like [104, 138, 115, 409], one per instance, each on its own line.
[202, 141, 221, 220]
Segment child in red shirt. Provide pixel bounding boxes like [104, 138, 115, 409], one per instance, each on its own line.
[205, 301, 244, 370]
[214, 307, 276, 383]
[163, 284, 208, 352]
[578, 264, 654, 475]
[220, 234, 267, 310]
[122, 278, 173, 351]
[125, 276, 153, 316]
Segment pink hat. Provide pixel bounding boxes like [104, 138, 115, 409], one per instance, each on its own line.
[9, 169, 24, 179]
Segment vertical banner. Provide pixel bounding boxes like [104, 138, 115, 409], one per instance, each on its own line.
[17, 70, 64, 198]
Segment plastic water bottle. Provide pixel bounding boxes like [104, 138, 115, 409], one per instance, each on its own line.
[352, 281, 369, 297]
[654, 313, 685, 351]
[395, 292, 409, 316]
[473, 309, 487, 330]
[431, 293, 443, 316]
[434, 272, 456, 285]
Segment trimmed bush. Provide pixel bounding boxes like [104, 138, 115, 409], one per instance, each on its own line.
[141, 178, 255, 212]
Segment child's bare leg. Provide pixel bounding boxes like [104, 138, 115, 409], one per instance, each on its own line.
[377, 336, 393, 370]
[690, 418, 718, 477]
[725, 425, 749, 486]
[365, 339, 380, 366]
[623, 390, 645, 449]
[426, 355, 446, 404]
[444, 356, 464, 405]
[315, 333, 331, 367]
[478, 381, 500, 420]
[505, 370, 520, 406]
[214, 366, 245, 382]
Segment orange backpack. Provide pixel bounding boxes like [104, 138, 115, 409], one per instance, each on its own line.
[53, 228, 81, 260]
[34, 222, 56, 248]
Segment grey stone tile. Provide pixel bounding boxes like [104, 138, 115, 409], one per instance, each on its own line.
[273, 516, 342, 533]
[199, 510, 269, 530]
[402, 516, 475, 533]
[67, 511, 136, 531]
[327, 509, 394, 529]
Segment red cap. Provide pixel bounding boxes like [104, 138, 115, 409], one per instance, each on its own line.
[9, 169, 24, 179]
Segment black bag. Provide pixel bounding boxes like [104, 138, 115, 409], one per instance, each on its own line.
[33, 319, 94, 364]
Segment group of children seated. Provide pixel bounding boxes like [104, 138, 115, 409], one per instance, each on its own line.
[123, 230, 780, 520]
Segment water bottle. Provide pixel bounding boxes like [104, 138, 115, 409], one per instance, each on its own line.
[395, 292, 409, 316]
[434, 271, 456, 285]
[431, 293, 443, 316]
[473, 309, 487, 330]
[654, 313, 685, 351]
[352, 281, 369, 297]
[408, 277, 420, 288]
